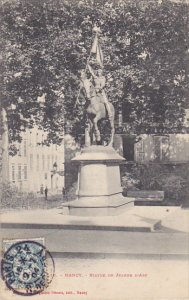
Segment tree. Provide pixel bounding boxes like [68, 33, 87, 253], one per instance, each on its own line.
[0, 0, 188, 149]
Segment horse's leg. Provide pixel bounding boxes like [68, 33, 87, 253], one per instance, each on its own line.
[108, 110, 115, 147]
[93, 115, 101, 143]
[89, 119, 94, 145]
[85, 120, 91, 147]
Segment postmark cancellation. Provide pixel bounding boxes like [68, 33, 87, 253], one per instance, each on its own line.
[1, 239, 55, 296]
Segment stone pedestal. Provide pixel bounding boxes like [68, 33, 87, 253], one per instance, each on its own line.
[63, 146, 134, 216]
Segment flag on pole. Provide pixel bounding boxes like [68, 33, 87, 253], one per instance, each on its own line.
[91, 34, 103, 68]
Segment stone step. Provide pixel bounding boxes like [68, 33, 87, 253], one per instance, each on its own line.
[1, 206, 188, 256]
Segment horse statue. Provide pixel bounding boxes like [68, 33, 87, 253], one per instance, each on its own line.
[80, 69, 115, 147]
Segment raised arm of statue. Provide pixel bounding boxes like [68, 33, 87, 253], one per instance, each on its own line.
[87, 65, 106, 93]
[80, 70, 92, 99]
[98, 73, 106, 91]
[87, 64, 97, 79]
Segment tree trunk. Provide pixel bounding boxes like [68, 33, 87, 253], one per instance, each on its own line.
[0, 108, 9, 186]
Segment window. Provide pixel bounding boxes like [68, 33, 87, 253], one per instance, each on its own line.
[36, 133, 39, 145]
[18, 144, 21, 156]
[44, 173, 48, 180]
[135, 140, 145, 162]
[47, 155, 50, 170]
[18, 164, 22, 181]
[37, 154, 39, 171]
[24, 165, 27, 180]
[29, 131, 32, 146]
[12, 164, 15, 182]
[161, 136, 170, 160]
[42, 155, 45, 171]
[153, 135, 170, 161]
[51, 155, 54, 169]
[30, 154, 33, 170]
[24, 140, 27, 157]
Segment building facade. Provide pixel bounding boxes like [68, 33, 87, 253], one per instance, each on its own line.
[114, 109, 189, 164]
[134, 134, 189, 163]
[8, 127, 65, 194]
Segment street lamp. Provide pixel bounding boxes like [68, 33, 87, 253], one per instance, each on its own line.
[51, 162, 58, 191]
[52, 162, 57, 173]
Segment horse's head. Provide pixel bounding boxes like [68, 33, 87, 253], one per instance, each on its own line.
[89, 83, 96, 97]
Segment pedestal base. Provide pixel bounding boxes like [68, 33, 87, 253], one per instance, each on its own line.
[64, 146, 134, 216]
[62, 197, 134, 216]
[1, 207, 188, 255]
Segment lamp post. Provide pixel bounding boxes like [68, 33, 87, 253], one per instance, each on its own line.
[51, 162, 58, 191]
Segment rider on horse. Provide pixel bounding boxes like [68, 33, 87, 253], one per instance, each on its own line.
[80, 65, 112, 120]
[80, 66, 115, 146]
[87, 64, 113, 120]
[80, 69, 92, 100]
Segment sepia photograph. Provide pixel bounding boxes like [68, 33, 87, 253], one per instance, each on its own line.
[0, 0, 189, 299]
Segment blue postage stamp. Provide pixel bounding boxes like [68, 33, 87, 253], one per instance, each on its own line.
[1, 240, 55, 296]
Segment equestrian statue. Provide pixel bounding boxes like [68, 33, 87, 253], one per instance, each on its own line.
[75, 25, 115, 147]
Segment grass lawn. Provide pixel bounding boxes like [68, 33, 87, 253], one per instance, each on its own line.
[0, 194, 66, 211]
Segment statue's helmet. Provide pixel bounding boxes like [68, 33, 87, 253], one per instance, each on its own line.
[80, 69, 86, 78]
[97, 68, 103, 75]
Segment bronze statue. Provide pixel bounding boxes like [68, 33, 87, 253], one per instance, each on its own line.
[77, 25, 115, 146]
[80, 65, 115, 146]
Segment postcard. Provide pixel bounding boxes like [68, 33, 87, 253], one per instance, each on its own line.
[0, 0, 189, 299]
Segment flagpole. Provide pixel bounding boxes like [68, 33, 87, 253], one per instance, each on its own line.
[73, 49, 93, 108]
[74, 24, 101, 108]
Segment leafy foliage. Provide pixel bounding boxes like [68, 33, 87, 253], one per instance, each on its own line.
[0, 181, 63, 209]
[121, 162, 189, 205]
[0, 0, 189, 146]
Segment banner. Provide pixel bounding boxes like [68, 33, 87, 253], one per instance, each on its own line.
[91, 34, 103, 68]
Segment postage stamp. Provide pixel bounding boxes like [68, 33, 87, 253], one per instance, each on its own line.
[1, 240, 55, 296]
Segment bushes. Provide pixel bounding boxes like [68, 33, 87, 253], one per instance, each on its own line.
[0, 182, 21, 209]
[0, 182, 63, 210]
[160, 175, 187, 203]
[0, 182, 38, 209]
[139, 163, 189, 205]
[121, 164, 141, 195]
[121, 162, 189, 206]
[66, 182, 77, 201]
